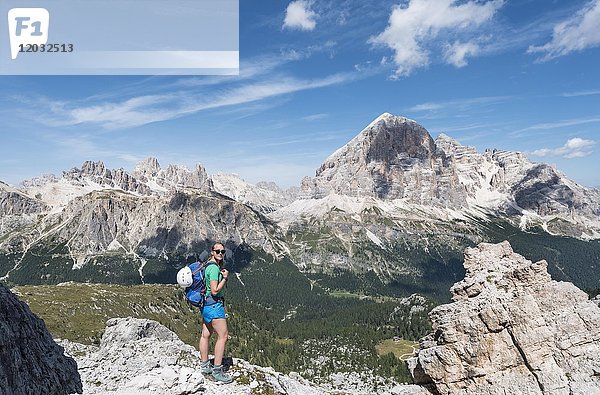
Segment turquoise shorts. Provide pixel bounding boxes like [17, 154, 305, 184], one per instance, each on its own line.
[202, 301, 226, 324]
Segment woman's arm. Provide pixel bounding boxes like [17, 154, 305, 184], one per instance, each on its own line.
[210, 277, 227, 296]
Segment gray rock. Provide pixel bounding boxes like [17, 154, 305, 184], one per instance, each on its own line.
[63, 317, 205, 394]
[300, 113, 466, 205]
[211, 174, 298, 214]
[407, 241, 600, 395]
[0, 181, 48, 215]
[63, 161, 152, 195]
[62, 317, 361, 395]
[54, 189, 275, 262]
[133, 157, 161, 179]
[0, 284, 82, 395]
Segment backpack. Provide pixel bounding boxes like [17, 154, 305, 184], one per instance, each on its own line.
[184, 261, 218, 308]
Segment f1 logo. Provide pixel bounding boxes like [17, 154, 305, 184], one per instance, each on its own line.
[7, 8, 49, 60]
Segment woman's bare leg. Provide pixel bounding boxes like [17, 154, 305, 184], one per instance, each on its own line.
[211, 318, 228, 366]
[200, 321, 213, 361]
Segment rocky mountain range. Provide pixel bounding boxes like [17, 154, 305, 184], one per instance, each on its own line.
[0, 113, 599, 295]
[299, 113, 600, 236]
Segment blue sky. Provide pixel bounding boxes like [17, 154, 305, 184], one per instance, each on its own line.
[1, 0, 599, 188]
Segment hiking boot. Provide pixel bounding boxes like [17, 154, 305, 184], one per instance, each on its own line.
[200, 360, 212, 374]
[212, 364, 233, 384]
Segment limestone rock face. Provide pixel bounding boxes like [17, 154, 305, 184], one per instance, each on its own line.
[0, 182, 49, 241]
[65, 317, 205, 394]
[211, 173, 298, 213]
[407, 241, 600, 395]
[297, 113, 600, 238]
[53, 189, 275, 262]
[0, 284, 82, 395]
[300, 113, 466, 205]
[133, 157, 161, 179]
[63, 160, 152, 195]
[0, 187, 47, 215]
[511, 163, 600, 218]
[132, 157, 210, 192]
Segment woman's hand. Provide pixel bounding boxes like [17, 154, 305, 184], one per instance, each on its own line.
[220, 268, 229, 280]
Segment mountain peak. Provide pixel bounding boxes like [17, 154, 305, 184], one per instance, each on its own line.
[326, 113, 434, 164]
[302, 113, 438, 199]
[435, 133, 472, 156]
[365, 112, 417, 130]
[80, 160, 107, 176]
[435, 133, 458, 144]
[133, 157, 161, 178]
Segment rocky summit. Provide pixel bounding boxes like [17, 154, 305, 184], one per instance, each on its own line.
[407, 241, 600, 395]
[0, 284, 82, 395]
[298, 113, 600, 237]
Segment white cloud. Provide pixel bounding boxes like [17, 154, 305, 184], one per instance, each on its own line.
[512, 116, 600, 135]
[532, 138, 596, 159]
[408, 95, 511, 112]
[40, 73, 356, 129]
[369, 0, 504, 77]
[528, 0, 600, 60]
[410, 102, 444, 112]
[444, 41, 480, 67]
[51, 134, 144, 164]
[562, 89, 600, 97]
[302, 113, 328, 121]
[283, 0, 317, 31]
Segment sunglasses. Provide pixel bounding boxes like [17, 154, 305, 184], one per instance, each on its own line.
[212, 249, 226, 254]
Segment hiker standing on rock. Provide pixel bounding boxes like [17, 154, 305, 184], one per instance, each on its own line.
[199, 242, 233, 383]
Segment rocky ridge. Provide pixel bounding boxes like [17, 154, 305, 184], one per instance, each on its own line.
[60, 316, 427, 395]
[0, 283, 82, 395]
[0, 160, 285, 281]
[19, 158, 292, 215]
[210, 173, 298, 213]
[0, 187, 277, 283]
[407, 241, 600, 395]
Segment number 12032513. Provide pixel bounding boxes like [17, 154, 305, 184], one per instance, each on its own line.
[19, 43, 74, 53]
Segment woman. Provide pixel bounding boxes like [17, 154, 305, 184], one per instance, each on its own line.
[199, 242, 233, 383]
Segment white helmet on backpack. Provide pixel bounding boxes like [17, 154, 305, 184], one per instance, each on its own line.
[177, 266, 193, 288]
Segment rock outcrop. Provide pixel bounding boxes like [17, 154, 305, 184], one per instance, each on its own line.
[58, 189, 274, 257]
[407, 241, 600, 395]
[0, 182, 48, 215]
[0, 284, 82, 395]
[61, 317, 380, 395]
[63, 317, 205, 394]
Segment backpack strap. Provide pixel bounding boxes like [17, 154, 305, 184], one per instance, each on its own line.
[203, 260, 224, 306]
[191, 261, 204, 276]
